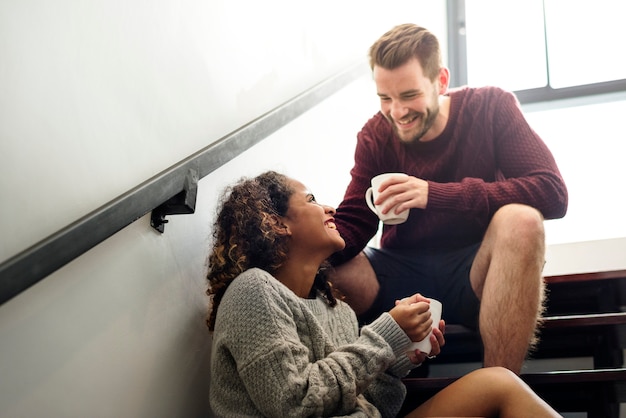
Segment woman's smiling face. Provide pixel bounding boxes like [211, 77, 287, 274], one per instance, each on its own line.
[281, 178, 345, 257]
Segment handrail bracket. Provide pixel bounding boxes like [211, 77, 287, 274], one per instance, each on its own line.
[150, 169, 199, 233]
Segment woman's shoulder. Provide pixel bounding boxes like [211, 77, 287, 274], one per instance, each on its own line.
[229, 267, 273, 287]
[224, 268, 279, 301]
[221, 268, 298, 310]
[216, 269, 294, 333]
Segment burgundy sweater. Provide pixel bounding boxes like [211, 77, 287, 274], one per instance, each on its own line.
[331, 86, 568, 265]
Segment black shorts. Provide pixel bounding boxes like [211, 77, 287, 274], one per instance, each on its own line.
[359, 244, 481, 329]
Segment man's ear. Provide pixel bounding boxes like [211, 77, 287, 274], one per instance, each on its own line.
[437, 67, 450, 94]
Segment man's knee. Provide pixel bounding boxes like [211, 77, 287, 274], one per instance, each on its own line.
[491, 204, 545, 243]
[493, 203, 543, 227]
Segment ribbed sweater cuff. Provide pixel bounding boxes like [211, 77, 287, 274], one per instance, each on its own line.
[366, 312, 412, 358]
[388, 354, 417, 378]
[426, 181, 463, 211]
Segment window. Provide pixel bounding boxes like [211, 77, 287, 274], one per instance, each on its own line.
[543, 0, 626, 88]
[452, 0, 626, 102]
[465, 0, 547, 91]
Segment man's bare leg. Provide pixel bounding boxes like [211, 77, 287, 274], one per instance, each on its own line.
[470, 204, 546, 374]
[330, 252, 379, 315]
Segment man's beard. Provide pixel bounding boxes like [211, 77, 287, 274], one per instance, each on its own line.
[391, 105, 439, 143]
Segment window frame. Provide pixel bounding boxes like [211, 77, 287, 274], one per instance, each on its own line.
[446, 0, 626, 104]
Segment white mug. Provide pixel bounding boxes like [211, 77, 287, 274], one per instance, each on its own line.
[365, 173, 410, 225]
[406, 298, 443, 355]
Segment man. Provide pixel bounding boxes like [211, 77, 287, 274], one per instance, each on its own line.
[329, 23, 568, 374]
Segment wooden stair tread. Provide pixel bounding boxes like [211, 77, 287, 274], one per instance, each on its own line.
[399, 270, 626, 417]
[544, 269, 626, 284]
[444, 311, 626, 337]
[403, 367, 626, 389]
[542, 311, 626, 328]
[401, 368, 626, 417]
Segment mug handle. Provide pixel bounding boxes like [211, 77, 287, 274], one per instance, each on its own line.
[365, 188, 378, 214]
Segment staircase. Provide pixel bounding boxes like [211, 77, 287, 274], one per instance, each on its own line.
[400, 270, 626, 417]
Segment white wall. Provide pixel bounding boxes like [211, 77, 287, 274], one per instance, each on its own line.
[0, 0, 446, 262]
[0, 1, 447, 417]
[524, 92, 626, 276]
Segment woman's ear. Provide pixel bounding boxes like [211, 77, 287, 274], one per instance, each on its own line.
[270, 214, 291, 236]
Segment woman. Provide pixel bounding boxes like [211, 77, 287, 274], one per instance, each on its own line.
[206, 171, 560, 417]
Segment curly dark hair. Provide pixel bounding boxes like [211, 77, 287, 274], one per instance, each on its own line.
[206, 171, 338, 331]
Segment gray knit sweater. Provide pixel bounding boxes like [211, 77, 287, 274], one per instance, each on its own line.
[209, 268, 417, 417]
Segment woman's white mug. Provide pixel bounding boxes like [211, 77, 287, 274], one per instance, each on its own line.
[406, 298, 443, 355]
[365, 173, 410, 225]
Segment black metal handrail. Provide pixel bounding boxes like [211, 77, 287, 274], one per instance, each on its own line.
[0, 61, 368, 306]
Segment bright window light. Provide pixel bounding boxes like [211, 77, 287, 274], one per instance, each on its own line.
[544, 0, 626, 88]
[464, 0, 626, 91]
[465, 0, 547, 91]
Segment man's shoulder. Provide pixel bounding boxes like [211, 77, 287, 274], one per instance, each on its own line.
[361, 111, 388, 129]
[358, 112, 394, 144]
[448, 86, 520, 121]
[449, 85, 516, 103]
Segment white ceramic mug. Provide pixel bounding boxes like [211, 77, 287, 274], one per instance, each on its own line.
[365, 173, 410, 225]
[406, 298, 442, 355]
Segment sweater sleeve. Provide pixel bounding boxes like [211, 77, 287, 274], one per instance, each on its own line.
[215, 269, 412, 417]
[427, 87, 568, 220]
[360, 316, 419, 418]
[332, 88, 569, 254]
[311, 298, 420, 418]
[331, 114, 393, 265]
